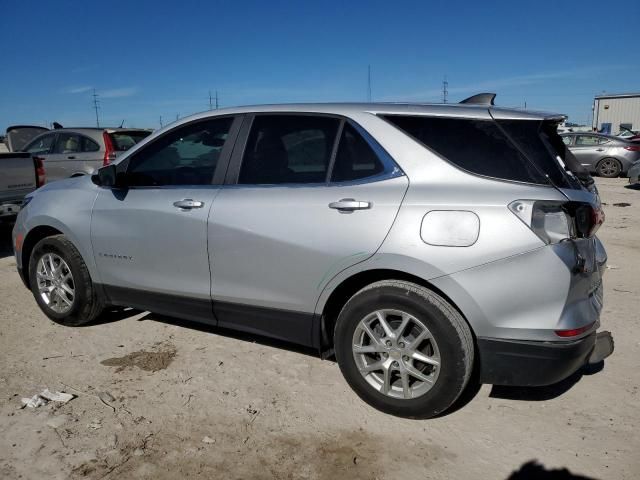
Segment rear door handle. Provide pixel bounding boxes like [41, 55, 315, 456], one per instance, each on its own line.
[173, 199, 204, 210]
[329, 198, 372, 212]
[67, 156, 76, 159]
[596, 149, 604, 152]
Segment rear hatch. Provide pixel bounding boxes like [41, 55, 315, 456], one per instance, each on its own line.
[5, 126, 49, 152]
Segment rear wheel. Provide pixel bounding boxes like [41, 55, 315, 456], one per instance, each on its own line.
[596, 158, 621, 178]
[334, 280, 474, 419]
[28, 235, 103, 326]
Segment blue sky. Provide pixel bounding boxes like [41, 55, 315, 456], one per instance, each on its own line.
[1, 0, 638, 132]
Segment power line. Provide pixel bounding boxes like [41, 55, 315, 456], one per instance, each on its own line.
[92, 89, 100, 128]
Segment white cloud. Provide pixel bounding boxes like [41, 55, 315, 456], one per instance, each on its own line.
[67, 86, 93, 94]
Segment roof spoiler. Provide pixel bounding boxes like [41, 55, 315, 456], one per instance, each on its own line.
[460, 93, 496, 106]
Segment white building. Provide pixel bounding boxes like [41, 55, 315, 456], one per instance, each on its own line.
[592, 93, 640, 135]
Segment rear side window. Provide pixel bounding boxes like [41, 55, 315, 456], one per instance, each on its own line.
[331, 123, 385, 182]
[384, 115, 574, 187]
[110, 131, 151, 151]
[239, 115, 340, 184]
[82, 137, 100, 152]
[53, 133, 82, 154]
[575, 135, 602, 146]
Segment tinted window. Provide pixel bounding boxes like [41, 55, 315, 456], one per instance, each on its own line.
[110, 131, 151, 151]
[82, 137, 100, 152]
[239, 115, 340, 184]
[497, 120, 575, 188]
[384, 116, 550, 185]
[126, 118, 233, 186]
[331, 123, 385, 182]
[53, 133, 82, 154]
[561, 136, 572, 145]
[25, 134, 55, 154]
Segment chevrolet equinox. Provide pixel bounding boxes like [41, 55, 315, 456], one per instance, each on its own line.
[12, 94, 614, 418]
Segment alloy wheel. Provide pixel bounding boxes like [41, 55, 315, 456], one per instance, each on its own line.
[352, 309, 440, 400]
[36, 253, 75, 314]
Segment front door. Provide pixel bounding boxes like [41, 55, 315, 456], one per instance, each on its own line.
[208, 114, 408, 345]
[90, 116, 240, 322]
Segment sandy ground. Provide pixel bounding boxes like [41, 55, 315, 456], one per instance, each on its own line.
[0, 178, 638, 480]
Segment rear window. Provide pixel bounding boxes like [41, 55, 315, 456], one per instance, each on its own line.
[109, 131, 151, 151]
[383, 115, 576, 188]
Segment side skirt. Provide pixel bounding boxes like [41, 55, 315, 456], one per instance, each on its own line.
[99, 285, 317, 348]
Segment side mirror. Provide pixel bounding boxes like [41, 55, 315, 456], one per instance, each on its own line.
[91, 164, 118, 187]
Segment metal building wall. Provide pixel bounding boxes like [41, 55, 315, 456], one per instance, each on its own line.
[593, 96, 640, 134]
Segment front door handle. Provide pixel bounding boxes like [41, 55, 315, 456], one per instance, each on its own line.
[67, 155, 76, 159]
[329, 198, 372, 212]
[596, 148, 604, 152]
[173, 199, 204, 210]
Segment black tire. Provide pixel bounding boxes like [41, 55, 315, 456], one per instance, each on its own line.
[28, 235, 103, 326]
[334, 280, 474, 419]
[596, 158, 621, 178]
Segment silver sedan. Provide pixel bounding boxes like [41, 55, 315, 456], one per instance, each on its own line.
[561, 133, 640, 177]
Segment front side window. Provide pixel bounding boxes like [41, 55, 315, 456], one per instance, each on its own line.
[25, 134, 55, 154]
[126, 117, 233, 186]
[331, 123, 385, 182]
[54, 133, 82, 154]
[239, 115, 340, 184]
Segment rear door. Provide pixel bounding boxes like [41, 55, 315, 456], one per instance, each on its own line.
[90, 116, 241, 322]
[208, 114, 408, 345]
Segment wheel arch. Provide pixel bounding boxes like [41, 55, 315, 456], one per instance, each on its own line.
[20, 225, 65, 287]
[318, 268, 472, 352]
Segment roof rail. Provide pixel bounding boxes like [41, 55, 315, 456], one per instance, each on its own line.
[460, 93, 496, 106]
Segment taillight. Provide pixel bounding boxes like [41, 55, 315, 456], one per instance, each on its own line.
[509, 200, 604, 244]
[33, 156, 46, 187]
[555, 321, 595, 337]
[624, 144, 640, 151]
[103, 131, 116, 165]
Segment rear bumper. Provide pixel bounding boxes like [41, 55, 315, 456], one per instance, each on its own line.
[478, 331, 614, 386]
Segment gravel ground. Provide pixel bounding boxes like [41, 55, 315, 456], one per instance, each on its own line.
[0, 178, 638, 479]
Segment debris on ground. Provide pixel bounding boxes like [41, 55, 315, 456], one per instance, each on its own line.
[202, 436, 216, 444]
[613, 202, 631, 207]
[607, 265, 619, 270]
[100, 344, 177, 373]
[21, 389, 75, 408]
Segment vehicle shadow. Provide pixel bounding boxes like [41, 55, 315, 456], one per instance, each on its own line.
[137, 311, 321, 360]
[489, 362, 604, 402]
[623, 184, 640, 190]
[0, 222, 14, 259]
[507, 460, 598, 479]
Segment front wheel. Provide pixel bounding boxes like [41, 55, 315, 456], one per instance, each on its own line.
[28, 235, 103, 326]
[334, 280, 474, 419]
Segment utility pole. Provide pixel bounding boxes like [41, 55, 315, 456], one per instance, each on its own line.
[442, 77, 448, 104]
[209, 90, 213, 110]
[159, 115, 163, 128]
[215, 90, 219, 109]
[92, 89, 100, 127]
[176, 113, 179, 121]
[367, 65, 372, 102]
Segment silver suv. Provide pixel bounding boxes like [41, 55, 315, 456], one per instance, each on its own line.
[12, 95, 614, 418]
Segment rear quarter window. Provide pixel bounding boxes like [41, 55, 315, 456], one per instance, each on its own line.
[110, 131, 152, 151]
[383, 115, 574, 188]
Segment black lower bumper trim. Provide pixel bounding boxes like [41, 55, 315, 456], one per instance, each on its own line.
[477, 332, 599, 386]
